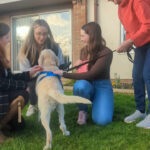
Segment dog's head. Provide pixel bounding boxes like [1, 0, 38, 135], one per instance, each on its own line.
[38, 49, 59, 67]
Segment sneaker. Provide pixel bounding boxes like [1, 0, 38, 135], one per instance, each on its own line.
[26, 105, 37, 117]
[136, 114, 150, 129]
[124, 110, 146, 123]
[77, 111, 87, 125]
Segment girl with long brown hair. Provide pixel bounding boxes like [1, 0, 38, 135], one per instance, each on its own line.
[55, 22, 114, 126]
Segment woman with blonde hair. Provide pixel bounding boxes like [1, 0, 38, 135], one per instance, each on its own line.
[18, 19, 64, 116]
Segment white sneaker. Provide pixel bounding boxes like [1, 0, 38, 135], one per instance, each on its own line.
[136, 114, 150, 129]
[124, 110, 146, 123]
[26, 105, 37, 117]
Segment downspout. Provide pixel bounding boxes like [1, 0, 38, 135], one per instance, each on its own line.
[94, 0, 98, 22]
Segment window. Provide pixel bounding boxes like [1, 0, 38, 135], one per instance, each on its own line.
[120, 24, 126, 43]
[11, 10, 72, 72]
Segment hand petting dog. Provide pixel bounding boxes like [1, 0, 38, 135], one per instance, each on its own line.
[29, 65, 43, 78]
[53, 69, 64, 76]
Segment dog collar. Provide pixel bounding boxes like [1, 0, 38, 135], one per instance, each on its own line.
[38, 71, 61, 82]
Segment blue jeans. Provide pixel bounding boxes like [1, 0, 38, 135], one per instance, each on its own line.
[73, 80, 114, 126]
[132, 42, 150, 113]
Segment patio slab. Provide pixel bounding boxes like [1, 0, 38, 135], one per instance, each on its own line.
[64, 86, 134, 94]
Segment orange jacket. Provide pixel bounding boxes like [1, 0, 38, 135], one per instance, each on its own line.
[118, 0, 150, 47]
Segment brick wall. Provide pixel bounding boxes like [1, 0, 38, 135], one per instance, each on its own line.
[0, 4, 72, 69]
[72, 0, 87, 65]
[1, 1, 88, 69]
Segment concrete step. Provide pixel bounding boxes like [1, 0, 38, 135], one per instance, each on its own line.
[64, 86, 134, 94]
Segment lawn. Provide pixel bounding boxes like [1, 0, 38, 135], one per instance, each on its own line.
[1, 92, 150, 150]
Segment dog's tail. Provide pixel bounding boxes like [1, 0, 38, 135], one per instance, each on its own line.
[48, 91, 91, 104]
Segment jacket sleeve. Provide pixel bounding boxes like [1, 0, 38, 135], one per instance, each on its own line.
[63, 50, 112, 80]
[19, 58, 31, 71]
[131, 0, 150, 46]
[63, 56, 107, 80]
[0, 77, 28, 91]
[7, 70, 31, 81]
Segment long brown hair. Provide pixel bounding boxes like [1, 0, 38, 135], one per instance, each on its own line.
[80, 47, 88, 61]
[81, 22, 106, 70]
[19, 19, 58, 66]
[0, 23, 10, 69]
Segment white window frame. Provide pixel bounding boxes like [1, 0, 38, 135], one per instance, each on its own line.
[120, 24, 126, 44]
[11, 9, 72, 73]
[120, 23, 134, 55]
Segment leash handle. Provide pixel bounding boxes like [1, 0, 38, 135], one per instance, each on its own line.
[18, 100, 22, 123]
[127, 46, 135, 63]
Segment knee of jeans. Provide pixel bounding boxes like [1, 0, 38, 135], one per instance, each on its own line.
[73, 80, 91, 94]
[92, 114, 112, 126]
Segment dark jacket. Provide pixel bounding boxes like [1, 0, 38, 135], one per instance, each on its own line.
[0, 67, 30, 119]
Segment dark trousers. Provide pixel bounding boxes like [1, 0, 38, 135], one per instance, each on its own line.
[9, 90, 29, 105]
[28, 79, 37, 105]
[132, 42, 150, 113]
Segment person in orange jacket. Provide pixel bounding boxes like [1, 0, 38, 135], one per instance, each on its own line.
[107, 0, 150, 129]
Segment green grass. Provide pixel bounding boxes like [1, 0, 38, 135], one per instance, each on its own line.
[1, 92, 150, 150]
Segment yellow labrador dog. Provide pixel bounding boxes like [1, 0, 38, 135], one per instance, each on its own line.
[36, 49, 91, 150]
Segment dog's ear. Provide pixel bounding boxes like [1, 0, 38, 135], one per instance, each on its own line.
[38, 53, 44, 66]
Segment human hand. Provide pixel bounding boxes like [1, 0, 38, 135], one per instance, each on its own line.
[54, 70, 64, 76]
[116, 39, 133, 53]
[26, 87, 30, 93]
[75, 60, 81, 66]
[29, 65, 43, 77]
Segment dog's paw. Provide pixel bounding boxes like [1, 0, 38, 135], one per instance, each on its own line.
[43, 144, 52, 150]
[64, 130, 70, 136]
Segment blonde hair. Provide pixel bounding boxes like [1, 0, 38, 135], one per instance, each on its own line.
[18, 19, 58, 66]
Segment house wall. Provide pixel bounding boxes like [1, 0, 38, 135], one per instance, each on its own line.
[0, 0, 133, 80]
[87, 0, 133, 80]
[72, 0, 87, 66]
[0, 3, 72, 65]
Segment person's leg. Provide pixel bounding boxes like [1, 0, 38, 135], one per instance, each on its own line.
[133, 47, 146, 112]
[26, 79, 37, 116]
[124, 46, 147, 123]
[136, 43, 150, 128]
[0, 90, 29, 129]
[73, 80, 94, 125]
[73, 80, 94, 111]
[92, 80, 114, 126]
[143, 43, 150, 113]
[28, 79, 37, 105]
